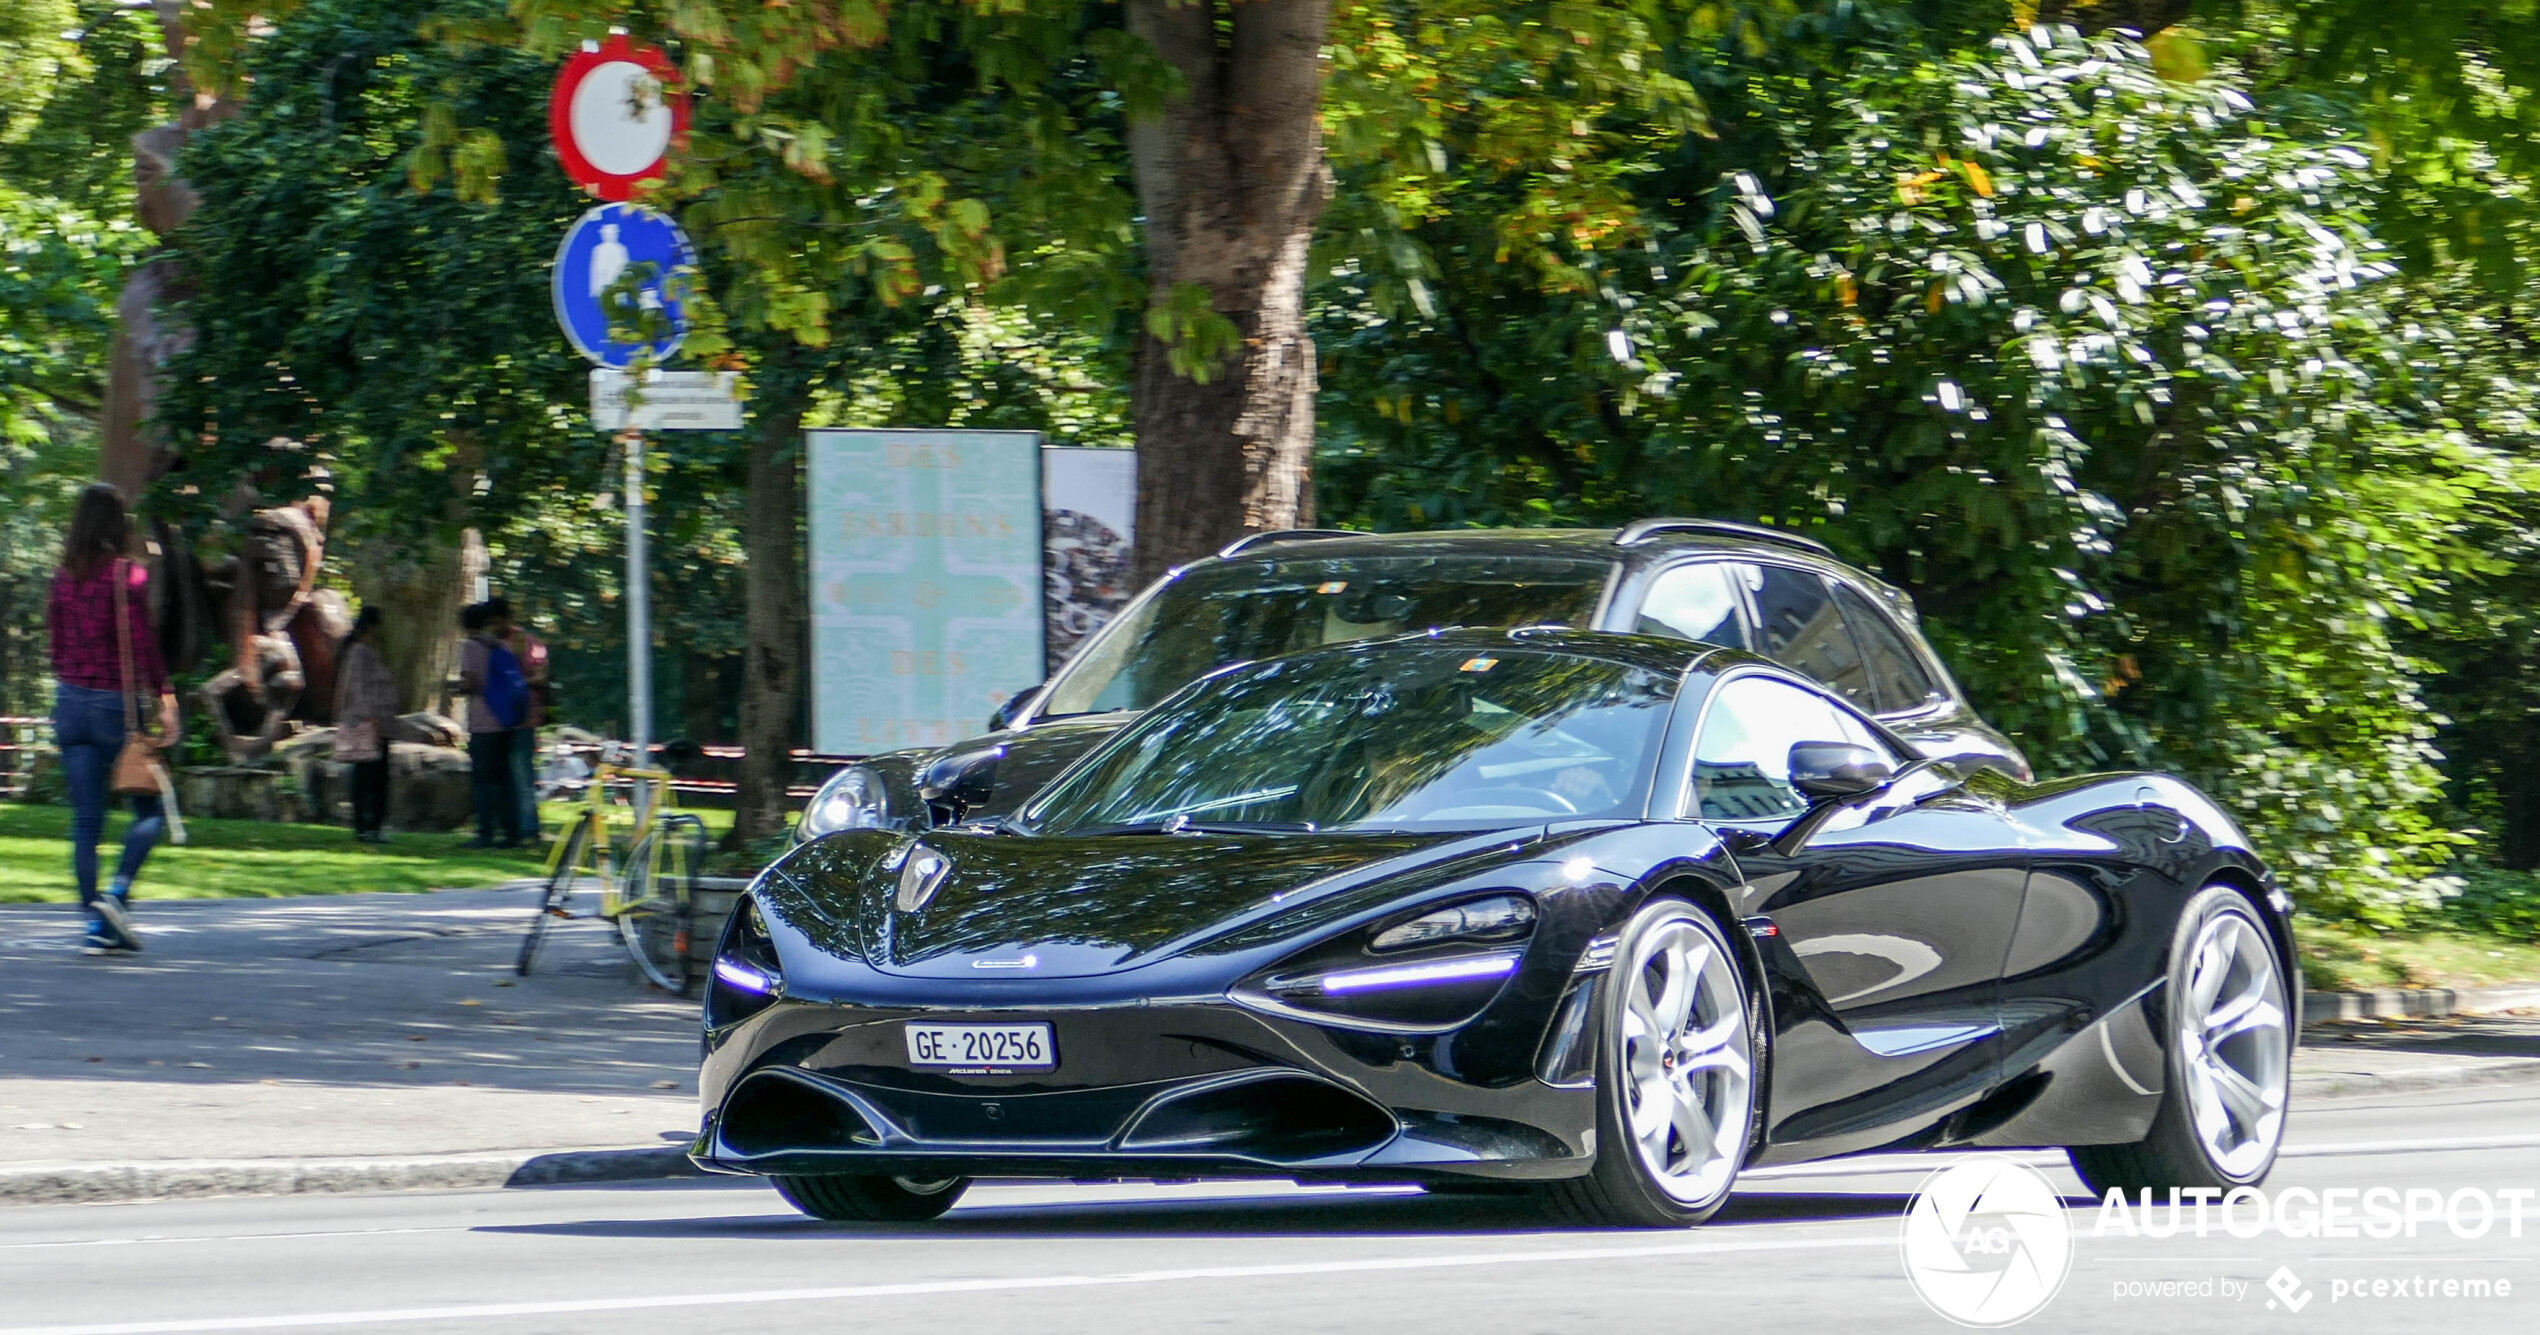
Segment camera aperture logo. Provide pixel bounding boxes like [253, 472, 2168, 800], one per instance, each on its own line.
[1902, 1156, 2076, 1327]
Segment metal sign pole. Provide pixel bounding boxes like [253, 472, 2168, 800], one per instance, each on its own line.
[623, 426, 653, 792]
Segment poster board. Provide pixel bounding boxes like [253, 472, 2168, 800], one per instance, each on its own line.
[1040, 447, 1138, 675]
[808, 429, 1044, 755]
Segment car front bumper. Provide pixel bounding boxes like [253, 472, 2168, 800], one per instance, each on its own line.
[691, 997, 1597, 1184]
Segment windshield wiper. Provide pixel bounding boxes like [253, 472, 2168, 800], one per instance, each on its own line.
[1069, 819, 1322, 837]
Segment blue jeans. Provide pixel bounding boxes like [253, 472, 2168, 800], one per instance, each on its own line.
[468, 730, 521, 845]
[52, 684, 166, 908]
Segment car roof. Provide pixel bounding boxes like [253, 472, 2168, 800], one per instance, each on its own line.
[1202, 525, 1916, 624]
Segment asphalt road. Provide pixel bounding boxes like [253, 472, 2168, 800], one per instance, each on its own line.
[6, 1083, 2538, 1335]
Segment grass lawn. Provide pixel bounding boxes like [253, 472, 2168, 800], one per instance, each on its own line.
[2296, 917, 2540, 993]
[0, 800, 735, 903]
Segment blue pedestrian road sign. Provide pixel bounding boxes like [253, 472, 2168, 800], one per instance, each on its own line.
[551, 203, 696, 369]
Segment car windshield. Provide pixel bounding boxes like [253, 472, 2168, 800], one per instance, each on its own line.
[1034, 553, 1614, 718]
[1022, 646, 1676, 835]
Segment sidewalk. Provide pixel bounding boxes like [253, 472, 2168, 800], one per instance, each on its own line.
[3, 887, 2538, 1206]
[0, 885, 701, 1203]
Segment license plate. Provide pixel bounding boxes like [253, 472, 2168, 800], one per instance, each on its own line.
[903, 1022, 1056, 1073]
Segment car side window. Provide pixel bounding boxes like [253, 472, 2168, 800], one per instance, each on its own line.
[1634, 563, 1750, 649]
[1749, 565, 1874, 708]
[1834, 585, 1940, 714]
[1690, 675, 1855, 822]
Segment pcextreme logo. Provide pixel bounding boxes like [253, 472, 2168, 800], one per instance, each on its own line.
[1901, 1156, 2076, 1327]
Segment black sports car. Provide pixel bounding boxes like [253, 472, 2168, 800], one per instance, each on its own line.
[700, 629, 2296, 1227]
[795, 520, 2033, 845]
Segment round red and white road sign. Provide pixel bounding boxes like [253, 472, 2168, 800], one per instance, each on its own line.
[549, 35, 688, 201]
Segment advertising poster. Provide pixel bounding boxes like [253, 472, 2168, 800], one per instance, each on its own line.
[1040, 447, 1138, 675]
[808, 429, 1044, 756]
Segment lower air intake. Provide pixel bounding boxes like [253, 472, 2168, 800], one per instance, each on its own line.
[1116, 1074, 1395, 1163]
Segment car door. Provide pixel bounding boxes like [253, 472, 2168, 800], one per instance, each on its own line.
[1685, 670, 2029, 1159]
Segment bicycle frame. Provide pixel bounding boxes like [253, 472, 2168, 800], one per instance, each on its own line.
[540, 761, 680, 919]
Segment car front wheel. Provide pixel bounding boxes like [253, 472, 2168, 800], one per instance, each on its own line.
[2070, 884, 2292, 1194]
[1548, 899, 1762, 1227]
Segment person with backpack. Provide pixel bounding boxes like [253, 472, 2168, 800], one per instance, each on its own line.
[456, 601, 529, 848]
[485, 596, 550, 843]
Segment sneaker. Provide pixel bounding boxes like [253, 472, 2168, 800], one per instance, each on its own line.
[91, 896, 142, 953]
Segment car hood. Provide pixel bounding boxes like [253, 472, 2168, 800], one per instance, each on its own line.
[783, 827, 1534, 979]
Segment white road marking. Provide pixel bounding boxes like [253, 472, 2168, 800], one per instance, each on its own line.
[0, 1234, 1899, 1334]
[0, 1226, 464, 1253]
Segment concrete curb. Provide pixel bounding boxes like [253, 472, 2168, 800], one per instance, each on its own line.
[2291, 1058, 2540, 1102]
[0, 1144, 699, 1208]
[2302, 983, 2540, 1024]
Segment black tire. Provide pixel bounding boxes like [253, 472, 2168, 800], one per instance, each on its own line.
[617, 815, 704, 995]
[773, 1174, 970, 1222]
[516, 819, 589, 978]
[1544, 899, 1765, 1228]
[2070, 884, 2293, 1195]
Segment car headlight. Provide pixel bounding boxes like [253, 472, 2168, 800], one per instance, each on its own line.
[1369, 894, 1536, 951]
[799, 765, 891, 841]
[1232, 893, 1539, 1032]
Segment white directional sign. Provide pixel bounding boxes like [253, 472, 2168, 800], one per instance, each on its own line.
[590, 370, 742, 431]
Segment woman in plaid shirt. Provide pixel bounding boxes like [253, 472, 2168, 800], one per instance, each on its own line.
[47, 486, 179, 954]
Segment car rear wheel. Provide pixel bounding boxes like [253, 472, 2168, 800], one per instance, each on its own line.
[2070, 885, 2291, 1194]
[1547, 899, 1761, 1227]
[772, 1173, 970, 1222]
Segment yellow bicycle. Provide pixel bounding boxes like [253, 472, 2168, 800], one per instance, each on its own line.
[514, 757, 707, 993]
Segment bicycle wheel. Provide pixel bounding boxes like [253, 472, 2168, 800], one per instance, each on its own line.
[617, 813, 706, 994]
[517, 817, 591, 978]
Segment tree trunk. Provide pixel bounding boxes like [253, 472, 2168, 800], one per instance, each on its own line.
[1123, 0, 1333, 586]
[680, 649, 729, 743]
[100, 5, 240, 494]
[347, 525, 480, 722]
[730, 370, 816, 848]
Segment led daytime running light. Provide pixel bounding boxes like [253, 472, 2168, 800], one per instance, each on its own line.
[1318, 953, 1519, 995]
[713, 958, 777, 995]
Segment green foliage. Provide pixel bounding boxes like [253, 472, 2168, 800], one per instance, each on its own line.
[161, 0, 598, 542]
[1319, 20, 2479, 922]
[2442, 864, 2540, 943]
[0, 0, 167, 219]
[0, 1, 165, 717]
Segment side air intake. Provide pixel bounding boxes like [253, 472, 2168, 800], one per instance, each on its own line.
[717, 1069, 881, 1156]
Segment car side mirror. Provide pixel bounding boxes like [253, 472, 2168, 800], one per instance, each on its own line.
[920, 747, 1004, 825]
[987, 684, 1041, 733]
[1789, 741, 1894, 801]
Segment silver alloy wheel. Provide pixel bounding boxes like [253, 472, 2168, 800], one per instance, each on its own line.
[893, 1176, 962, 1195]
[2176, 907, 2290, 1179]
[1617, 914, 1754, 1205]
